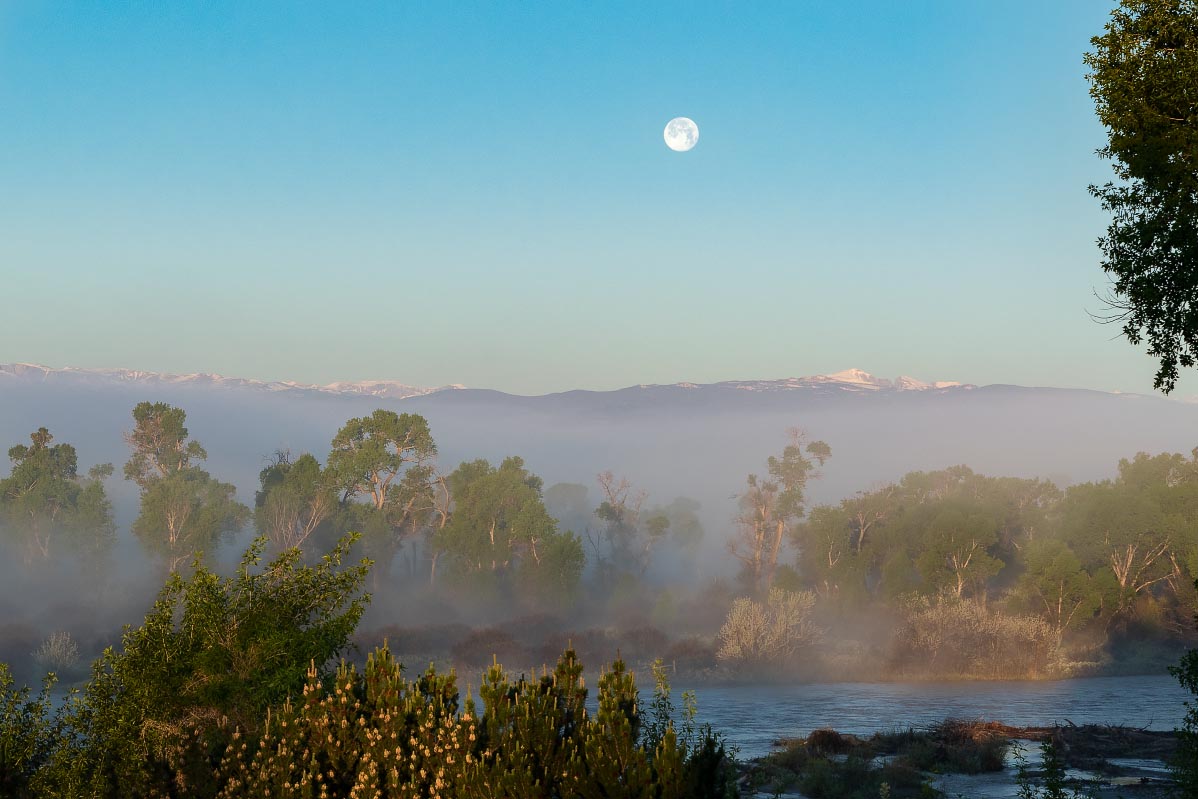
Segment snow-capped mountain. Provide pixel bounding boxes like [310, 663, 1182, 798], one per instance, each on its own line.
[693, 369, 971, 394]
[1, 360, 1192, 519]
[0, 363, 460, 400]
[0, 363, 969, 398]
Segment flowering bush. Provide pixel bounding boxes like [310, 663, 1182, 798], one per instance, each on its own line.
[214, 646, 737, 799]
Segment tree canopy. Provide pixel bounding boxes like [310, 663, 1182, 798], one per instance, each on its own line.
[0, 427, 114, 564]
[1086, 0, 1198, 392]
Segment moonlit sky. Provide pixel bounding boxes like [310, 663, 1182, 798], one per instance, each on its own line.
[1, 1, 1190, 396]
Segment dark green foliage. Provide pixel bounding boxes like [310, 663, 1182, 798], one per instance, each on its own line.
[1085, 0, 1198, 393]
[1171, 579, 1198, 793]
[752, 735, 931, 799]
[893, 720, 1009, 775]
[752, 722, 1010, 799]
[1014, 736, 1086, 799]
[0, 665, 56, 798]
[30, 535, 370, 797]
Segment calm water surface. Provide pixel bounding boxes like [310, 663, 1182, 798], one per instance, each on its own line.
[676, 674, 1189, 759]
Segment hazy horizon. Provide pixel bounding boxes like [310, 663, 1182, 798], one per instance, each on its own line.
[3, 1, 1194, 397]
[5, 357, 1196, 400]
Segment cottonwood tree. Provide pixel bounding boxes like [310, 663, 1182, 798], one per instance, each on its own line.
[132, 468, 248, 572]
[793, 504, 872, 602]
[254, 452, 335, 552]
[326, 410, 435, 508]
[1059, 474, 1177, 625]
[124, 403, 247, 571]
[433, 457, 583, 604]
[1085, 0, 1198, 392]
[1016, 539, 1102, 645]
[325, 410, 439, 579]
[730, 430, 831, 595]
[123, 402, 207, 488]
[0, 428, 114, 564]
[589, 471, 668, 582]
[915, 506, 1003, 599]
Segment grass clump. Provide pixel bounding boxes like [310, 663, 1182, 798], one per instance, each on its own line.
[747, 718, 1013, 799]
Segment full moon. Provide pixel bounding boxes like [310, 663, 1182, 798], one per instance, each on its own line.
[663, 117, 699, 152]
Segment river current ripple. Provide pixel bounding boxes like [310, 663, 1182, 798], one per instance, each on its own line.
[674, 674, 1189, 759]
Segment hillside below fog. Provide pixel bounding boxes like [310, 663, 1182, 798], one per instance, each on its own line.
[1, 364, 1194, 537]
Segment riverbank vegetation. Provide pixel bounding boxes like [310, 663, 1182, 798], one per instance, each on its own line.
[2, 401, 1197, 685]
[0, 533, 737, 798]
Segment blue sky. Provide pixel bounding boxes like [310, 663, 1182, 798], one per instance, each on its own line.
[1, 1, 1187, 396]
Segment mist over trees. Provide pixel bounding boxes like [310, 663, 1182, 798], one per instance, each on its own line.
[1, 396, 1196, 689]
[1, 395, 1197, 796]
[0, 427, 114, 566]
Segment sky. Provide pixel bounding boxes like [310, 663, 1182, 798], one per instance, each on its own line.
[1, 0, 1191, 397]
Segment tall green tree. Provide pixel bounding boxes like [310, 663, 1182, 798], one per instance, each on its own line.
[1085, 0, 1198, 392]
[325, 410, 439, 579]
[731, 430, 831, 595]
[0, 428, 114, 564]
[914, 505, 1003, 599]
[123, 401, 208, 488]
[131, 468, 249, 571]
[326, 410, 435, 509]
[124, 403, 247, 570]
[254, 451, 335, 552]
[434, 456, 583, 604]
[1015, 539, 1102, 645]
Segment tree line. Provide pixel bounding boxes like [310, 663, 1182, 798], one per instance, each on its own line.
[0, 402, 699, 610]
[4, 403, 1198, 657]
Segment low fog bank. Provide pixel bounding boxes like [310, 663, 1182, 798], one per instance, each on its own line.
[1, 376, 1196, 688]
[1, 379, 1190, 526]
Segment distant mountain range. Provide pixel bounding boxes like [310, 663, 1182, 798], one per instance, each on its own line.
[0, 363, 980, 400]
[2, 361, 1194, 530]
[0, 362, 460, 400]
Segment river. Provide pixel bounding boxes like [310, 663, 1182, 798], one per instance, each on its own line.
[677, 674, 1190, 760]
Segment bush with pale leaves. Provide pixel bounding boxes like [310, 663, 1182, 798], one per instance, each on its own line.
[31, 632, 79, 675]
[717, 588, 822, 668]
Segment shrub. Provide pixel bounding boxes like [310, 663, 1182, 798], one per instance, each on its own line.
[0, 664, 56, 799]
[356, 622, 471, 660]
[889, 596, 1058, 679]
[717, 588, 822, 671]
[210, 646, 737, 799]
[30, 534, 370, 797]
[31, 632, 79, 675]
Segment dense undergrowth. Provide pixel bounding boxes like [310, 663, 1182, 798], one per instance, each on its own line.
[0, 534, 738, 799]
